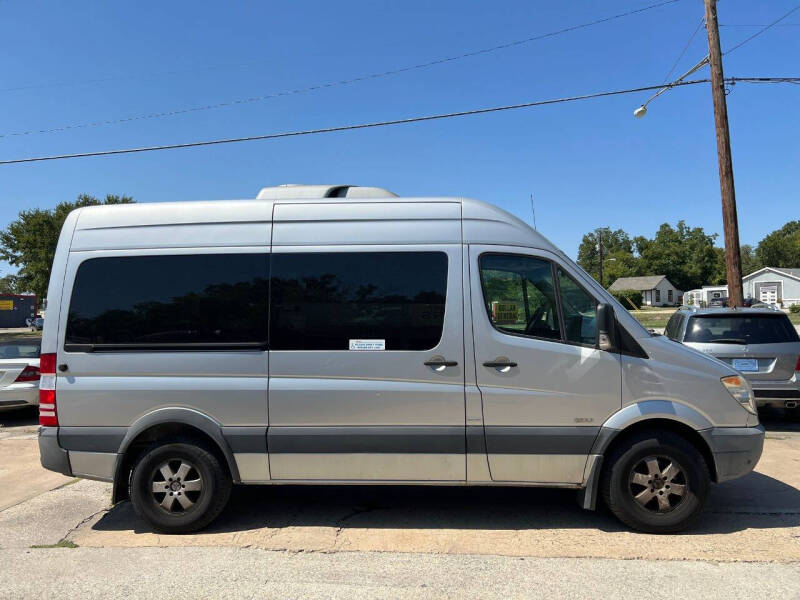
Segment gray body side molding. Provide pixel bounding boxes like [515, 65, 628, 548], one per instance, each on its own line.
[112, 407, 241, 503]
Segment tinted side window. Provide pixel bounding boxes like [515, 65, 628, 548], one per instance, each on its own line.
[66, 254, 268, 348]
[270, 252, 447, 351]
[479, 254, 561, 341]
[665, 313, 681, 339]
[557, 268, 598, 346]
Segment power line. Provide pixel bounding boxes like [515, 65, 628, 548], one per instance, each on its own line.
[720, 23, 800, 27]
[724, 5, 800, 54]
[662, 15, 706, 84]
[0, 78, 732, 166]
[3, 0, 684, 96]
[0, 0, 682, 139]
[2, 76, 794, 167]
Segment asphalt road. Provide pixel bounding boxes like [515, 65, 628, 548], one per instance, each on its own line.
[2, 407, 800, 598]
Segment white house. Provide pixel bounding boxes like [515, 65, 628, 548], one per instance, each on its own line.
[608, 275, 682, 307]
[683, 285, 728, 307]
[743, 267, 800, 307]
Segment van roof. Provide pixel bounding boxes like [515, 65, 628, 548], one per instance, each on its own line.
[71, 193, 562, 253]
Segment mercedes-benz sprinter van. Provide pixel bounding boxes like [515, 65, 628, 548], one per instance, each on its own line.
[39, 185, 764, 533]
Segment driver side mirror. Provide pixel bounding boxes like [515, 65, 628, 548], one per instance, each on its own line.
[597, 303, 618, 352]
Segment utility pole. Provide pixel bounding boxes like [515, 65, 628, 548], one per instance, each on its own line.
[597, 230, 604, 288]
[704, 0, 744, 307]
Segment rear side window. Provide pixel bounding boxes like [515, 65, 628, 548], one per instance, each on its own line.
[684, 314, 799, 344]
[270, 252, 447, 351]
[66, 254, 268, 349]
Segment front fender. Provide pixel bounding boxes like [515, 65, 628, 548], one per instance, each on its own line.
[591, 400, 713, 455]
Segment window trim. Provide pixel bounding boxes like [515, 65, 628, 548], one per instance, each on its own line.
[478, 252, 564, 345]
[63, 253, 270, 353]
[64, 341, 269, 353]
[478, 252, 601, 349]
[268, 249, 450, 352]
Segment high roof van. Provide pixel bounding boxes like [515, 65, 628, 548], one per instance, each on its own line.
[38, 185, 764, 533]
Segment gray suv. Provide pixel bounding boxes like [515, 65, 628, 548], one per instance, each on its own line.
[666, 307, 800, 414]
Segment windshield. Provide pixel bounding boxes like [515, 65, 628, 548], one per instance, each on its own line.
[684, 314, 799, 344]
[0, 340, 41, 359]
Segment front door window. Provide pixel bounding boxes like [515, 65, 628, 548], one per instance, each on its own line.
[479, 254, 561, 341]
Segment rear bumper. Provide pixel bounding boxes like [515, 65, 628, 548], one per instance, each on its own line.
[752, 385, 800, 408]
[0, 383, 38, 411]
[38, 427, 73, 477]
[701, 425, 765, 483]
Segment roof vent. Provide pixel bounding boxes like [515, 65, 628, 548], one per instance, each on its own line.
[256, 184, 397, 200]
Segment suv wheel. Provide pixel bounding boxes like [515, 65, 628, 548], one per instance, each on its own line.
[601, 430, 710, 533]
[130, 442, 231, 534]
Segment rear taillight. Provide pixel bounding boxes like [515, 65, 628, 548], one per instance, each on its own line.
[14, 365, 40, 382]
[39, 353, 58, 427]
[796, 354, 800, 372]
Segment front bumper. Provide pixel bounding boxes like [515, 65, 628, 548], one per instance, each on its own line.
[701, 425, 765, 483]
[38, 427, 73, 477]
[0, 383, 38, 411]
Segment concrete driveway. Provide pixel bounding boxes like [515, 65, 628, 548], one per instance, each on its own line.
[2, 408, 800, 597]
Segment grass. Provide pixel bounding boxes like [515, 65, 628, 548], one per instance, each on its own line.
[628, 307, 800, 328]
[0, 330, 42, 342]
[628, 307, 678, 329]
[30, 539, 78, 549]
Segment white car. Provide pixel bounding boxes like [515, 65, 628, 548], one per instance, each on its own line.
[0, 338, 41, 411]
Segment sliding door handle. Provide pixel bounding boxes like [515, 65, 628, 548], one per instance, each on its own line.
[424, 359, 458, 367]
[483, 360, 517, 369]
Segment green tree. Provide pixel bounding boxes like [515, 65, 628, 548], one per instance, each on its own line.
[0, 194, 134, 299]
[634, 221, 722, 292]
[739, 244, 761, 277]
[755, 220, 800, 268]
[0, 274, 20, 294]
[576, 227, 636, 285]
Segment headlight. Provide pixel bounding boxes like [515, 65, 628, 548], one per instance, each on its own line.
[721, 375, 756, 415]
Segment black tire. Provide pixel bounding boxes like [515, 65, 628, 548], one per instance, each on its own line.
[600, 429, 710, 533]
[130, 441, 231, 534]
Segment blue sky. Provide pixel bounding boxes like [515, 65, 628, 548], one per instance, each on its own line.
[1, 0, 798, 275]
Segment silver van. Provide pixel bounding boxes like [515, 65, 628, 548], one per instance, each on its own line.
[38, 185, 764, 534]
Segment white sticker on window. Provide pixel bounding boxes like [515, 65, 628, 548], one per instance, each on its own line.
[349, 339, 386, 351]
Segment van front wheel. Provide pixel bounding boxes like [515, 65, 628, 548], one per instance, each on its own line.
[601, 430, 710, 533]
[130, 442, 231, 534]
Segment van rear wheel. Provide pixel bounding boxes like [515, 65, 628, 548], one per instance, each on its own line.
[600, 430, 710, 533]
[130, 442, 231, 534]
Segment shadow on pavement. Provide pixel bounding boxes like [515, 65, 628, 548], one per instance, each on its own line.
[758, 407, 800, 433]
[0, 406, 38, 429]
[92, 467, 800, 536]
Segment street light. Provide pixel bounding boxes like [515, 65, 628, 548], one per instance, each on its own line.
[632, 56, 709, 118]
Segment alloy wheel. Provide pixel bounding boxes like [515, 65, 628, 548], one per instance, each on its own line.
[150, 459, 203, 513]
[628, 455, 688, 513]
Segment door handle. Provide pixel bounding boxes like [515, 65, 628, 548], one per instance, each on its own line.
[483, 360, 517, 369]
[424, 359, 458, 367]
